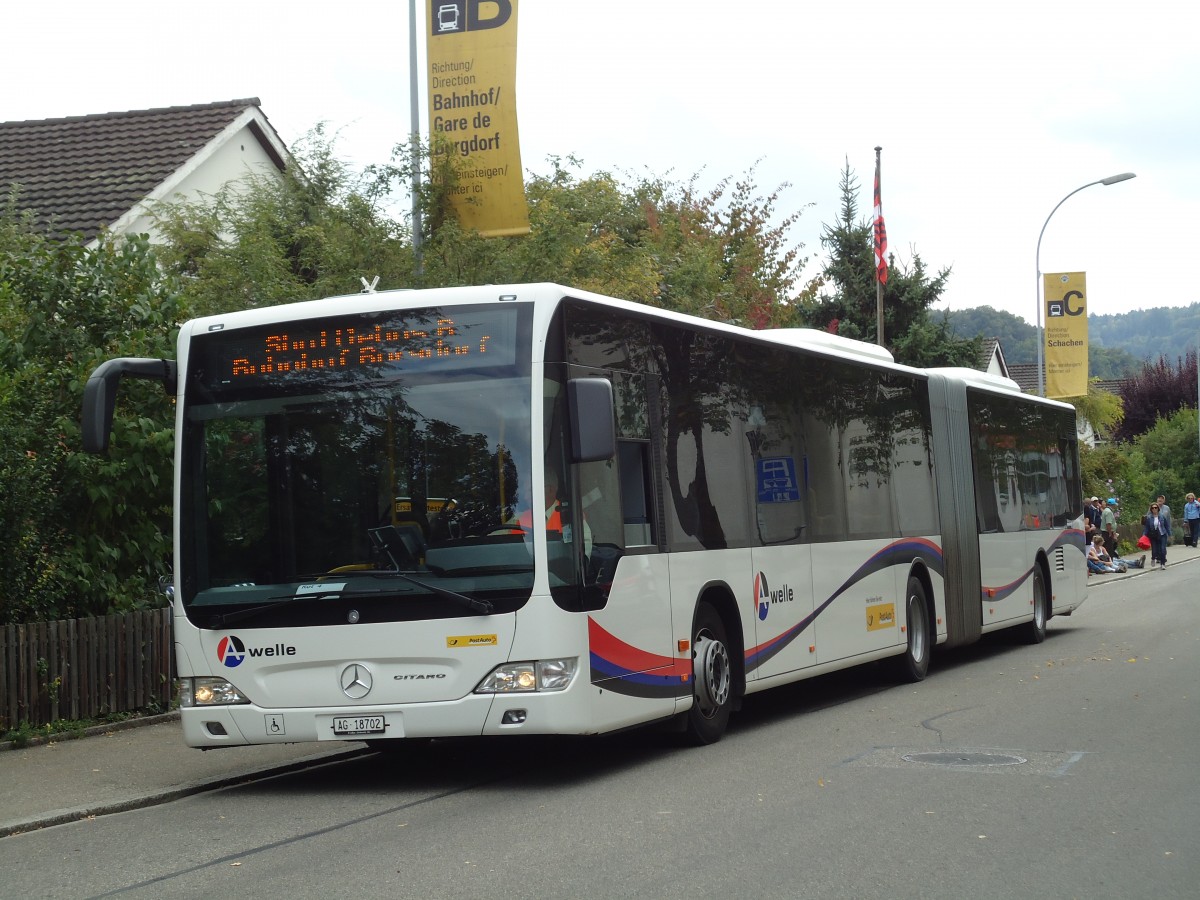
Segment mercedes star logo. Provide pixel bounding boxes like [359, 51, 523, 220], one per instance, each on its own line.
[340, 663, 373, 699]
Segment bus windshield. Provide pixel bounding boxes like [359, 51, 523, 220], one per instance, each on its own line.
[178, 303, 534, 625]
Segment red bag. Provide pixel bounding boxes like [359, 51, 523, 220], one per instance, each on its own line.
[1137, 535, 1151, 550]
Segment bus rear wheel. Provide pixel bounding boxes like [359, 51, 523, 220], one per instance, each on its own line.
[1021, 567, 1049, 644]
[684, 602, 733, 745]
[893, 576, 932, 683]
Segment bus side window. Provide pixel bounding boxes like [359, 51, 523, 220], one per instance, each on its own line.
[619, 440, 655, 547]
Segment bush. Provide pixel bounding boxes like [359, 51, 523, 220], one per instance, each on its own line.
[0, 221, 177, 622]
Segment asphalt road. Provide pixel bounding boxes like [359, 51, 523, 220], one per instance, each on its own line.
[3, 568, 1196, 900]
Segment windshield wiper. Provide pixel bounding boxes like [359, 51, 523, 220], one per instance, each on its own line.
[425, 564, 533, 577]
[209, 574, 492, 625]
[210, 590, 344, 627]
[371, 572, 493, 614]
[367, 526, 493, 613]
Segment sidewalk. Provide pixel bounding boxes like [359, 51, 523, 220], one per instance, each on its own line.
[0, 715, 367, 837]
[3, 543, 1196, 838]
[1085, 539, 1200, 584]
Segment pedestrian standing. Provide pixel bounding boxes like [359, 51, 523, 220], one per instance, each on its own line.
[1101, 499, 1119, 557]
[1083, 496, 1095, 541]
[1157, 494, 1173, 552]
[1085, 496, 1102, 539]
[1143, 501, 1171, 569]
[1184, 493, 1200, 548]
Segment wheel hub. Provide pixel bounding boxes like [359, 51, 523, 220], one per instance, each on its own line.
[694, 633, 731, 715]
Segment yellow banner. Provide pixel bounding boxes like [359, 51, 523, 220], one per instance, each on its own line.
[426, 0, 529, 236]
[1043, 271, 1088, 399]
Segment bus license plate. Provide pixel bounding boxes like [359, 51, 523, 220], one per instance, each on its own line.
[332, 715, 385, 736]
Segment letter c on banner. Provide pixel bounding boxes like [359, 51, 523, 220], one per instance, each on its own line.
[1064, 290, 1085, 316]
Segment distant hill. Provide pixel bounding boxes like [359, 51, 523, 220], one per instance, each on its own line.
[943, 303, 1200, 378]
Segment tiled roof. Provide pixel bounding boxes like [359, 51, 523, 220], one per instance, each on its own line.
[1004, 366, 1130, 397]
[1007, 363, 1039, 393]
[975, 336, 1010, 378]
[0, 99, 275, 242]
[977, 337, 1000, 370]
[1093, 378, 1129, 396]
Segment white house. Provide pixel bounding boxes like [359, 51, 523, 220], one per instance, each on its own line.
[0, 98, 288, 246]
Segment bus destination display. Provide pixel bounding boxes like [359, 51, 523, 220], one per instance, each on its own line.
[195, 306, 521, 392]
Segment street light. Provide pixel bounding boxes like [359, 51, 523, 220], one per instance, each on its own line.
[1036, 172, 1136, 396]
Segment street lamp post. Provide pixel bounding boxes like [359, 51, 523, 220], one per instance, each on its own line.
[1036, 172, 1136, 396]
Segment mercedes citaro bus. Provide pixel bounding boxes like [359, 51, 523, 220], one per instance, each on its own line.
[82, 283, 1086, 749]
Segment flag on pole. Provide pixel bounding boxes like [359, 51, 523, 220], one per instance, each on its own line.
[873, 150, 888, 285]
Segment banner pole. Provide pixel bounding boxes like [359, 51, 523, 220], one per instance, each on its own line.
[409, 0, 423, 275]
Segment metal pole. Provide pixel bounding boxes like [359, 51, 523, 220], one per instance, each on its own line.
[409, 0, 423, 275]
[874, 146, 884, 347]
[1035, 172, 1135, 396]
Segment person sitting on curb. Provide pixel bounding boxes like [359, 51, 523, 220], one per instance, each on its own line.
[1089, 532, 1142, 573]
[1088, 534, 1123, 574]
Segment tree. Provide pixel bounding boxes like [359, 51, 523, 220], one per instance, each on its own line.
[154, 126, 417, 316]
[945, 305, 1037, 363]
[1071, 382, 1124, 440]
[366, 146, 815, 327]
[0, 216, 178, 623]
[1113, 350, 1198, 442]
[1129, 407, 1200, 508]
[805, 162, 979, 368]
[1088, 344, 1143, 380]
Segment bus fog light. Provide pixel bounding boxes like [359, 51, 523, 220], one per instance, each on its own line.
[179, 677, 251, 706]
[501, 709, 527, 724]
[476, 658, 577, 694]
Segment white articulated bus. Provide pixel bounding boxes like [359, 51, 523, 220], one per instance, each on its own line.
[82, 283, 1087, 748]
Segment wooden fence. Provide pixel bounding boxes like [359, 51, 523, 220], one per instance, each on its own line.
[0, 608, 172, 732]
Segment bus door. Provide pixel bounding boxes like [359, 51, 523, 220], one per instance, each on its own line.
[747, 452, 817, 681]
[567, 370, 680, 723]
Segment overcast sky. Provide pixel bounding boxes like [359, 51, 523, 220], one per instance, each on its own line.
[6, 0, 1196, 326]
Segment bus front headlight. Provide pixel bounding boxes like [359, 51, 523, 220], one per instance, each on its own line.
[177, 677, 252, 707]
[475, 658, 578, 693]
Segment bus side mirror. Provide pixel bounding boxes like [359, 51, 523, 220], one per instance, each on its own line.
[82, 357, 178, 454]
[567, 377, 615, 463]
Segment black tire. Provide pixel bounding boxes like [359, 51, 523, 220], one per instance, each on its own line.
[893, 576, 932, 682]
[1020, 566, 1049, 644]
[683, 602, 734, 745]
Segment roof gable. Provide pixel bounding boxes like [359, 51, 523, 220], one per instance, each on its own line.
[976, 337, 1009, 378]
[0, 98, 286, 243]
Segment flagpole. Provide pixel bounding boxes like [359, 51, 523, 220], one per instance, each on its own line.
[874, 146, 885, 347]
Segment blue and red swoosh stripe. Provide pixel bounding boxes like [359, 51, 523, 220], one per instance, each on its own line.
[588, 617, 690, 699]
[589, 538, 945, 696]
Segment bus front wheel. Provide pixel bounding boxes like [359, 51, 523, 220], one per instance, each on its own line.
[684, 602, 733, 745]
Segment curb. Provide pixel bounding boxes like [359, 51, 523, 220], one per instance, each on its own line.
[0, 744, 371, 838]
[0, 711, 181, 754]
[1086, 548, 1198, 585]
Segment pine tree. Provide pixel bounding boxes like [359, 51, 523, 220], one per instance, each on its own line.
[804, 161, 979, 368]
